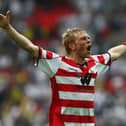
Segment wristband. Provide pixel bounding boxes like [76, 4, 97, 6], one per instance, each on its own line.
[122, 42, 126, 45]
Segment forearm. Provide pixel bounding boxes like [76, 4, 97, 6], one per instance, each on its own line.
[5, 24, 38, 58]
[0, 11, 39, 58]
[108, 43, 126, 61]
[6, 24, 33, 51]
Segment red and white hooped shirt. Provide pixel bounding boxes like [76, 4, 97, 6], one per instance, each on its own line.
[36, 47, 111, 126]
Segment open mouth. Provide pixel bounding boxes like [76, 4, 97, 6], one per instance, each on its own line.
[87, 45, 91, 51]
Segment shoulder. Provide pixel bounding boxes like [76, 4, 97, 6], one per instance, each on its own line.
[39, 47, 62, 59]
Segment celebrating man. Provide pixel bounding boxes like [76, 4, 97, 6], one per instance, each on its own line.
[0, 11, 126, 126]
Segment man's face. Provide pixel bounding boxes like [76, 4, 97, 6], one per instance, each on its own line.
[74, 31, 92, 58]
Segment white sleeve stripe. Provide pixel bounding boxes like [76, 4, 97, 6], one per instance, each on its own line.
[103, 53, 110, 64]
[42, 49, 47, 58]
[52, 52, 60, 58]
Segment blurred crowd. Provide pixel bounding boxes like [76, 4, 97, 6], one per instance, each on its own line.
[0, 0, 126, 126]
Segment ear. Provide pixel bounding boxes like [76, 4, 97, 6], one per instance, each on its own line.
[68, 43, 76, 51]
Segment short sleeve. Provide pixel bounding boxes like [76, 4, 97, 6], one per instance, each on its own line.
[36, 47, 62, 77]
[91, 53, 111, 77]
[93, 52, 111, 65]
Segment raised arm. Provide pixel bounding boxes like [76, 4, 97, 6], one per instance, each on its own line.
[0, 11, 39, 59]
[108, 42, 126, 62]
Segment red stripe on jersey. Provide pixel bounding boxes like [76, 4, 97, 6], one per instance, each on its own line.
[60, 100, 94, 108]
[122, 42, 126, 45]
[61, 115, 95, 123]
[39, 47, 42, 58]
[62, 56, 80, 68]
[106, 52, 111, 65]
[86, 57, 96, 69]
[56, 69, 97, 78]
[56, 69, 79, 77]
[58, 84, 95, 93]
[97, 55, 105, 64]
[46, 51, 53, 59]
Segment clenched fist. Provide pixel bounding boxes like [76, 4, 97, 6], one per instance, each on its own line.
[0, 11, 11, 29]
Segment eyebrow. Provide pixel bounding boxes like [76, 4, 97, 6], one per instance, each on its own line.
[80, 36, 90, 40]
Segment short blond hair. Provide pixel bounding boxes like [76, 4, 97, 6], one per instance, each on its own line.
[62, 28, 84, 55]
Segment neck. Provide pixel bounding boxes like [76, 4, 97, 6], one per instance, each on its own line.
[68, 53, 85, 65]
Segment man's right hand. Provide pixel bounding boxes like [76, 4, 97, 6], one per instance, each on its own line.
[0, 11, 11, 29]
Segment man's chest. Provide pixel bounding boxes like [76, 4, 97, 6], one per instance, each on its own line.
[55, 61, 97, 86]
